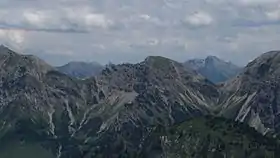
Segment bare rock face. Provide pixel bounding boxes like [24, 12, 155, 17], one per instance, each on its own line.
[0, 48, 220, 157]
[219, 51, 280, 134]
[0, 46, 103, 157]
[88, 56, 220, 157]
[1, 46, 280, 157]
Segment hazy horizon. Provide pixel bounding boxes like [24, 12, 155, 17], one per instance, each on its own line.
[2, 44, 248, 67]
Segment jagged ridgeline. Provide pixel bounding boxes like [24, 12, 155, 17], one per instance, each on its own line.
[0, 45, 280, 158]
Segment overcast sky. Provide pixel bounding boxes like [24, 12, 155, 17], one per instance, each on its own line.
[0, 0, 280, 66]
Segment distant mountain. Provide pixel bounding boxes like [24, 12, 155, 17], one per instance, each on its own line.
[185, 56, 242, 83]
[56, 61, 104, 78]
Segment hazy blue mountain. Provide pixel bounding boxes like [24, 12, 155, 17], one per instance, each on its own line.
[56, 61, 104, 78]
[185, 56, 242, 83]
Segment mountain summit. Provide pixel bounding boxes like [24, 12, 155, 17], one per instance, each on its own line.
[0, 46, 53, 78]
[220, 51, 280, 134]
[185, 56, 241, 83]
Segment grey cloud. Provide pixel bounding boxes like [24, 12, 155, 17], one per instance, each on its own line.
[0, 0, 279, 66]
[0, 6, 115, 33]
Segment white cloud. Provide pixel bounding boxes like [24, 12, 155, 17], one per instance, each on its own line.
[206, 0, 280, 6]
[0, 7, 114, 33]
[10, 31, 25, 45]
[185, 12, 213, 26]
[0, 0, 279, 66]
[84, 13, 113, 28]
[63, 7, 114, 30]
[0, 29, 25, 44]
[238, 0, 280, 5]
[23, 10, 47, 27]
[266, 9, 280, 21]
[139, 14, 151, 20]
[0, 29, 26, 51]
[146, 38, 159, 46]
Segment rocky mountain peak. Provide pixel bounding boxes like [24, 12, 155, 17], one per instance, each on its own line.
[186, 58, 205, 70]
[220, 50, 280, 135]
[0, 45, 17, 58]
[0, 46, 53, 80]
[101, 56, 202, 85]
[205, 55, 221, 63]
[144, 56, 175, 69]
[144, 56, 201, 78]
[185, 56, 241, 83]
[224, 51, 280, 92]
[243, 51, 280, 79]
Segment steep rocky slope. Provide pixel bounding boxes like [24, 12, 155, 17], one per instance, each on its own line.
[56, 61, 104, 78]
[219, 51, 280, 135]
[185, 56, 241, 83]
[0, 48, 220, 157]
[0, 46, 103, 157]
[78, 56, 220, 157]
[2, 45, 280, 157]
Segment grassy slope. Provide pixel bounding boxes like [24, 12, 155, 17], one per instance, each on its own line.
[156, 116, 280, 158]
[0, 141, 55, 158]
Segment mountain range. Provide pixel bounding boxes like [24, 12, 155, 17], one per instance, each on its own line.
[56, 56, 241, 84]
[0, 45, 280, 157]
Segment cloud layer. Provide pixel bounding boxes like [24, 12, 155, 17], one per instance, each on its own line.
[0, 0, 280, 66]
